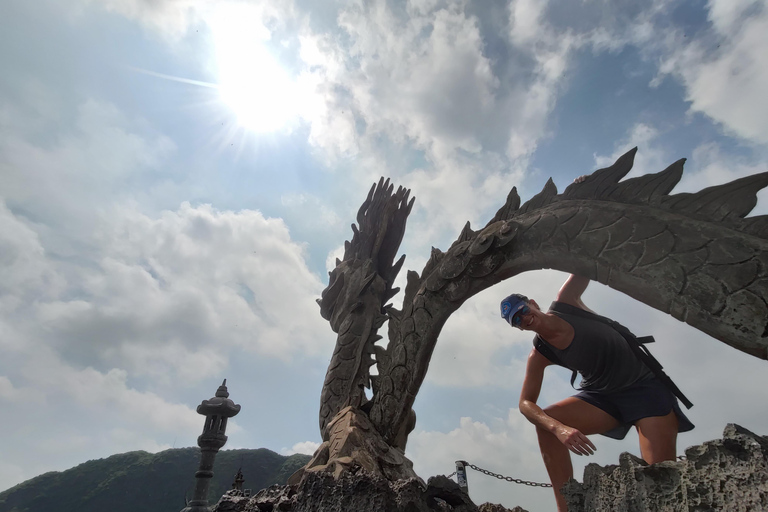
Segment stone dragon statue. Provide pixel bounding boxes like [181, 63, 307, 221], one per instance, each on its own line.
[290, 148, 768, 484]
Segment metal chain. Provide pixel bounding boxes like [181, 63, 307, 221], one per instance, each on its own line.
[467, 463, 552, 488]
[454, 455, 686, 488]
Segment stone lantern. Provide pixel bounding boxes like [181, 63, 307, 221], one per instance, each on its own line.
[231, 468, 245, 493]
[181, 379, 241, 512]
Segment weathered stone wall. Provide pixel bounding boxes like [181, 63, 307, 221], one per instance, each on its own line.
[563, 424, 768, 511]
[212, 424, 766, 512]
[211, 471, 528, 512]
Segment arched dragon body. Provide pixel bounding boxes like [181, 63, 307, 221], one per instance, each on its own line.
[315, 148, 768, 457]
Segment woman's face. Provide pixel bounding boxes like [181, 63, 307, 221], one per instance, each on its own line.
[511, 299, 541, 331]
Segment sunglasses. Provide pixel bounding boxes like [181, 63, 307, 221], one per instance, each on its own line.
[508, 305, 530, 328]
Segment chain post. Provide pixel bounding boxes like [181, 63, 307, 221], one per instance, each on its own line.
[454, 460, 469, 492]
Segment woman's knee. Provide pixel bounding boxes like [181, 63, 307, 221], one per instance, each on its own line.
[541, 403, 564, 422]
[536, 425, 554, 445]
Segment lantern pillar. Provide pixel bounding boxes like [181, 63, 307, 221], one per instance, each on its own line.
[181, 379, 241, 512]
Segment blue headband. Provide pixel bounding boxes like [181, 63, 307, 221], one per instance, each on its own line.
[500, 293, 529, 324]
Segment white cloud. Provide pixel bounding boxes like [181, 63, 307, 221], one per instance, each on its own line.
[289, 1, 537, 255]
[592, 122, 670, 179]
[0, 99, 175, 238]
[282, 440, 320, 456]
[408, 411, 550, 511]
[506, 0, 581, 163]
[426, 271, 568, 389]
[325, 244, 345, 274]
[410, 412, 540, 476]
[289, 0, 588, 237]
[509, 0, 547, 46]
[331, 0, 500, 160]
[404, 154, 517, 243]
[281, 192, 341, 229]
[0, 345, 200, 439]
[582, 0, 671, 53]
[655, 0, 768, 144]
[84, 0, 210, 36]
[0, 89, 332, 380]
[0, 91, 330, 378]
[707, 0, 763, 34]
[0, 376, 46, 405]
[0, 377, 12, 399]
[0, 78, 66, 136]
[0, 462, 24, 493]
[70, 0, 591, 253]
[679, 142, 768, 205]
[592, 124, 768, 216]
[0, 201, 63, 300]
[107, 428, 174, 453]
[39, 363, 200, 433]
[0, 188, 329, 493]
[0, 91, 333, 491]
[20, 202, 329, 383]
[0, 348, 203, 490]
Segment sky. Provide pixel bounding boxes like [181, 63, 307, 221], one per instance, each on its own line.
[1, 0, 767, 510]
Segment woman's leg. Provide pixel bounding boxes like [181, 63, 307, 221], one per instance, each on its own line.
[537, 397, 620, 512]
[635, 410, 679, 464]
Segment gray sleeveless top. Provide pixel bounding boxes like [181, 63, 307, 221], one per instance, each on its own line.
[538, 302, 652, 392]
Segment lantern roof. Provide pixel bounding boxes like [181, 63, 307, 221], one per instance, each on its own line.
[197, 379, 241, 417]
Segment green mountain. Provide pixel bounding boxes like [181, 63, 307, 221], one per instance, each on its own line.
[0, 448, 310, 512]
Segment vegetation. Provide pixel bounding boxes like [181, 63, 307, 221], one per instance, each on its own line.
[0, 448, 310, 512]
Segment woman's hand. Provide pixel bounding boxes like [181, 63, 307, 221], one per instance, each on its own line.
[554, 425, 596, 456]
[573, 174, 588, 184]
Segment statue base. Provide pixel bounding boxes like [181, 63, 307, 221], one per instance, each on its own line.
[289, 406, 420, 484]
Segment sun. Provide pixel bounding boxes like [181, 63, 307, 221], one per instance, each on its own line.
[208, 4, 300, 133]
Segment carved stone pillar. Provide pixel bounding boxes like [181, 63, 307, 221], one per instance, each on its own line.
[181, 380, 241, 512]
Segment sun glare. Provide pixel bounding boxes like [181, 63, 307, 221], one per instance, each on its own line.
[209, 4, 301, 133]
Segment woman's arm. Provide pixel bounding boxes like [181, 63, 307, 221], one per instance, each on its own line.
[519, 348, 597, 456]
[519, 348, 559, 429]
[555, 274, 595, 313]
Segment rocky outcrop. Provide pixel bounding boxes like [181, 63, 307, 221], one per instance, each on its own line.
[213, 425, 766, 512]
[563, 424, 768, 511]
[477, 505, 527, 512]
[211, 470, 527, 512]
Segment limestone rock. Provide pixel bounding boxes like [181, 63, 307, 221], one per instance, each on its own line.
[211, 469, 528, 512]
[478, 504, 527, 512]
[563, 423, 768, 511]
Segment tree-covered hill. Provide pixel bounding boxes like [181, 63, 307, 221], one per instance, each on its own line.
[0, 447, 310, 512]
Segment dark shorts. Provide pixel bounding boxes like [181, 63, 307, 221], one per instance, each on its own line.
[574, 377, 695, 440]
